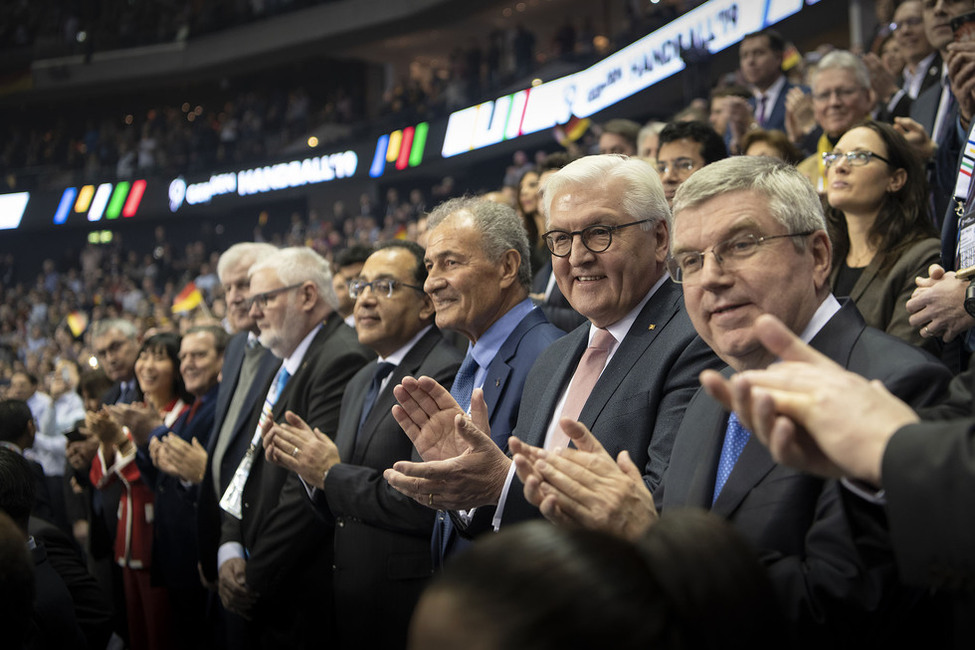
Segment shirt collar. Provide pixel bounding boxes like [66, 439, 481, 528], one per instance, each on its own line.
[378, 325, 434, 366]
[469, 298, 535, 370]
[282, 322, 324, 376]
[595, 272, 669, 345]
[798, 294, 841, 344]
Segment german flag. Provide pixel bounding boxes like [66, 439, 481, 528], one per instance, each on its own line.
[172, 282, 203, 313]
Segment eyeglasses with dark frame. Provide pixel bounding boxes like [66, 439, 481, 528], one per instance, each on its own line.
[821, 150, 891, 171]
[245, 283, 305, 310]
[348, 278, 425, 299]
[666, 231, 816, 283]
[542, 219, 653, 258]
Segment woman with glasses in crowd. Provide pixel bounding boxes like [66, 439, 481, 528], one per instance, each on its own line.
[824, 119, 940, 352]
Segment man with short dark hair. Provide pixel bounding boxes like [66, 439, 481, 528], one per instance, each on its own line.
[737, 29, 794, 132]
[264, 240, 462, 648]
[597, 118, 641, 155]
[333, 245, 374, 328]
[656, 120, 728, 206]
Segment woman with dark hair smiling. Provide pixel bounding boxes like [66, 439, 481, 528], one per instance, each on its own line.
[824, 119, 940, 352]
[88, 332, 190, 650]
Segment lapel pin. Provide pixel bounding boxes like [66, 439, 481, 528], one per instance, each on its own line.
[495, 379, 500, 387]
[648, 323, 656, 330]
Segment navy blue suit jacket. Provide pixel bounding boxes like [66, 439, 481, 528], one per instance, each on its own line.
[476, 306, 565, 449]
[136, 383, 219, 590]
[748, 78, 800, 133]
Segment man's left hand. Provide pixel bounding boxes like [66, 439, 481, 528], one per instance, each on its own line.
[385, 390, 509, 510]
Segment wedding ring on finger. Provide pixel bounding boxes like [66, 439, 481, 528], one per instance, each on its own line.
[292, 446, 300, 457]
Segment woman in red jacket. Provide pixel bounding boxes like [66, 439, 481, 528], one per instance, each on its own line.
[88, 332, 189, 650]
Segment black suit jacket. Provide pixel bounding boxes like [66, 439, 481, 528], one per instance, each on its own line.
[197, 333, 279, 582]
[310, 327, 462, 649]
[499, 280, 722, 526]
[219, 318, 372, 648]
[656, 300, 952, 648]
[29, 516, 113, 650]
[880, 53, 942, 123]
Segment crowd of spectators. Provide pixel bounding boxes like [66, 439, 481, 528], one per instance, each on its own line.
[2, 1, 708, 191]
[5, 1, 975, 647]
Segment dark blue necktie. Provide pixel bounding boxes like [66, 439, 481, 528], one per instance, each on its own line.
[355, 362, 396, 446]
[712, 412, 750, 505]
[433, 352, 480, 570]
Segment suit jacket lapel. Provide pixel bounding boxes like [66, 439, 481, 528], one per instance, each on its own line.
[271, 320, 337, 420]
[711, 300, 865, 515]
[578, 281, 682, 427]
[481, 309, 545, 424]
[208, 333, 247, 455]
[350, 329, 443, 464]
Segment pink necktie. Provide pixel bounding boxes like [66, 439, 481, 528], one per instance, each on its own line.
[547, 328, 616, 450]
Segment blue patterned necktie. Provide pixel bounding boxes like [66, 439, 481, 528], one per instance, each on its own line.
[450, 353, 478, 413]
[712, 412, 751, 505]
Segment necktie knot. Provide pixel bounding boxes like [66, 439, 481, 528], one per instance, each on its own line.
[590, 328, 616, 351]
[373, 361, 396, 384]
[450, 353, 479, 414]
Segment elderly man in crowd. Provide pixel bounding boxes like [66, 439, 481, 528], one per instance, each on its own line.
[385, 197, 564, 567]
[197, 243, 279, 602]
[796, 50, 875, 192]
[511, 157, 952, 647]
[263, 241, 462, 648]
[216, 247, 372, 649]
[386, 155, 719, 540]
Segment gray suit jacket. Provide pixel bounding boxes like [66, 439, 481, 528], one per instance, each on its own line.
[500, 279, 723, 525]
[830, 237, 940, 355]
[656, 300, 952, 648]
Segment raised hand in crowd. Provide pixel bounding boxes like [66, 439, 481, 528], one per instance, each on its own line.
[700, 314, 920, 486]
[947, 40, 975, 132]
[784, 86, 815, 143]
[862, 52, 900, 108]
[892, 116, 935, 160]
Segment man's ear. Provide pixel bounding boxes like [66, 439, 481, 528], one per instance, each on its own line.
[419, 294, 436, 321]
[497, 249, 522, 289]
